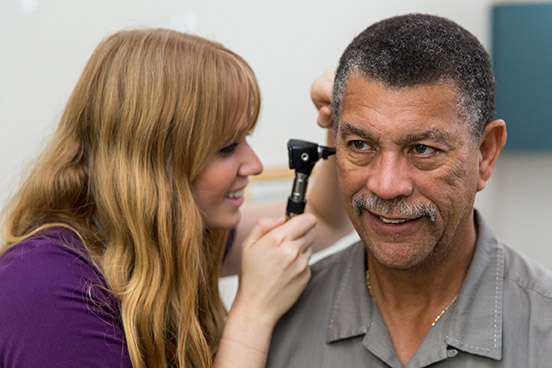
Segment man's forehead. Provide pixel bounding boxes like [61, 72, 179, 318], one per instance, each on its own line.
[342, 74, 461, 101]
[339, 76, 463, 125]
[337, 91, 471, 147]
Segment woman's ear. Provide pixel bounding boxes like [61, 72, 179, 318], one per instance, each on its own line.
[477, 119, 507, 191]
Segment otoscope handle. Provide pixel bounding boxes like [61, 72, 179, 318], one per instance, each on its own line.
[285, 139, 336, 218]
[286, 199, 306, 218]
[286, 172, 309, 218]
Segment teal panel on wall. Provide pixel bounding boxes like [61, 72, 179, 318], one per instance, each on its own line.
[492, 3, 552, 150]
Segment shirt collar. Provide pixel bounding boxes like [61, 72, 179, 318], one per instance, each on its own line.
[445, 210, 504, 360]
[325, 240, 373, 343]
[325, 210, 504, 362]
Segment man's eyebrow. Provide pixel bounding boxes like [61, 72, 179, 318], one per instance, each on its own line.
[339, 123, 376, 141]
[397, 128, 452, 147]
[341, 123, 453, 147]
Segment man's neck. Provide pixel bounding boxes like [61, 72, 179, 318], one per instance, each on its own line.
[365, 216, 477, 365]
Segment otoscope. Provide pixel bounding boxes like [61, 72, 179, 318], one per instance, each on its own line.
[286, 139, 336, 218]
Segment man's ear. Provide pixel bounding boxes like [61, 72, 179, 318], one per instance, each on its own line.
[477, 119, 507, 191]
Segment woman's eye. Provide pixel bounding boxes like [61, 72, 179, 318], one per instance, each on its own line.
[219, 142, 239, 155]
[413, 144, 436, 155]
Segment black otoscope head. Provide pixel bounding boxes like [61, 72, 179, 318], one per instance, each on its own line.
[286, 139, 336, 218]
[287, 139, 336, 174]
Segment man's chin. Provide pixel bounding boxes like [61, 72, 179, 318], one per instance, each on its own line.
[363, 238, 434, 270]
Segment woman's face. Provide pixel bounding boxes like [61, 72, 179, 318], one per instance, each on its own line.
[192, 137, 263, 229]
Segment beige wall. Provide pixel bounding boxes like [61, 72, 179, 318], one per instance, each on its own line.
[1, 0, 550, 269]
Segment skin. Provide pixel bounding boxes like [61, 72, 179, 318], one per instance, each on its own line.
[337, 76, 480, 271]
[335, 74, 506, 364]
[195, 134, 317, 368]
[192, 137, 263, 230]
[220, 76, 353, 276]
[199, 73, 352, 368]
[192, 134, 317, 368]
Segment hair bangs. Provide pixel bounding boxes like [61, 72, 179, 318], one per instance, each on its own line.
[216, 51, 261, 148]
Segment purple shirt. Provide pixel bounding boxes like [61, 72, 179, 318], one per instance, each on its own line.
[0, 227, 131, 367]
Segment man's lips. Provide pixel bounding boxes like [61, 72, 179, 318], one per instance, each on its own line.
[374, 214, 420, 224]
[364, 210, 424, 230]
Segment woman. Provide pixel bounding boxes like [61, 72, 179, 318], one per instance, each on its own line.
[0, 29, 348, 367]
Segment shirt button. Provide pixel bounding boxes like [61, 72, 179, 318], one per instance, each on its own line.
[447, 348, 458, 357]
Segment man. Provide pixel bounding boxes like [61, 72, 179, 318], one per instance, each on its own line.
[266, 14, 552, 367]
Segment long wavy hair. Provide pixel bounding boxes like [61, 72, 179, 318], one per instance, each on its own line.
[0, 28, 260, 367]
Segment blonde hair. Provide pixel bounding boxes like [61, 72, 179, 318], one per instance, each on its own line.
[1, 28, 260, 367]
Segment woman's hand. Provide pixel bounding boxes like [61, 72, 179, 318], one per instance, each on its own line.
[311, 69, 336, 129]
[216, 214, 316, 368]
[221, 70, 341, 279]
[233, 213, 316, 326]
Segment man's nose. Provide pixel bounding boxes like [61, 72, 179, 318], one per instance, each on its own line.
[365, 152, 413, 199]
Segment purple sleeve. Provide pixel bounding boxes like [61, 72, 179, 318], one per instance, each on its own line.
[223, 228, 236, 261]
[0, 230, 132, 367]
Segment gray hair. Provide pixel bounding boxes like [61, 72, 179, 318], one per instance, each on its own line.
[332, 14, 495, 142]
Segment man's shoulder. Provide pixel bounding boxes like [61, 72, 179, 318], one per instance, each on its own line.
[499, 242, 552, 364]
[267, 241, 365, 368]
[272, 240, 364, 322]
[309, 240, 363, 286]
[502, 242, 552, 300]
[274, 240, 364, 325]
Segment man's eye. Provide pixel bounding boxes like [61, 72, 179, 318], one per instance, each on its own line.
[412, 144, 436, 155]
[350, 140, 371, 150]
[219, 142, 239, 155]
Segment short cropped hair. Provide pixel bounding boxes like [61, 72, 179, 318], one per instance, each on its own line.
[332, 14, 495, 141]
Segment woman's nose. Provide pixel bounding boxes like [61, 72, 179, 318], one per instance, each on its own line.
[239, 141, 263, 177]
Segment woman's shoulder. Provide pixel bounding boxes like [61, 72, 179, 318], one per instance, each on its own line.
[0, 226, 102, 286]
[0, 226, 116, 311]
[0, 227, 130, 367]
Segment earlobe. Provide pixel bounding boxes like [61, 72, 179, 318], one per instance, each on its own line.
[477, 119, 507, 191]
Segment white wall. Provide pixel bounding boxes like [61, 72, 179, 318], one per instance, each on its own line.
[1, 0, 551, 269]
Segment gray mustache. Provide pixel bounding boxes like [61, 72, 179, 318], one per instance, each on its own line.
[353, 194, 437, 224]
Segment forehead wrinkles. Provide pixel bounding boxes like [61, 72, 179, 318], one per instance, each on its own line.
[344, 75, 458, 104]
[338, 81, 468, 147]
[341, 76, 462, 121]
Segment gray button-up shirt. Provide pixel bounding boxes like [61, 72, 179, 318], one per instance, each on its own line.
[267, 211, 552, 367]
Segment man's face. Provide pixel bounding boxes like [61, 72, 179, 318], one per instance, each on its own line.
[336, 75, 481, 270]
